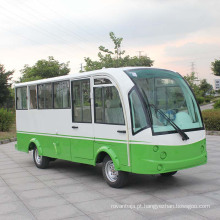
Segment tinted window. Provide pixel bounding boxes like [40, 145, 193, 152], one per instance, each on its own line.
[94, 87, 104, 123]
[94, 78, 112, 85]
[94, 86, 125, 125]
[129, 89, 148, 134]
[38, 83, 53, 109]
[29, 85, 37, 109]
[72, 79, 91, 123]
[126, 69, 203, 133]
[38, 84, 44, 109]
[16, 87, 27, 110]
[54, 81, 70, 109]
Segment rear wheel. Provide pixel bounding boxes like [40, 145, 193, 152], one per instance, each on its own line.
[102, 155, 128, 188]
[160, 171, 177, 176]
[33, 147, 50, 169]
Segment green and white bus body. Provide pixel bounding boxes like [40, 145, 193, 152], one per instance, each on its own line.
[15, 67, 207, 188]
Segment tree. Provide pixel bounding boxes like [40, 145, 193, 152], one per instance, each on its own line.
[184, 72, 201, 96]
[0, 64, 14, 107]
[20, 56, 70, 82]
[199, 79, 213, 96]
[83, 32, 154, 72]
[211, 59, 220, 76]
[184, 72, 214, 104]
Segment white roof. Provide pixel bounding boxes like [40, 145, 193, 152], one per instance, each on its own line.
[14, 66, 162, 88]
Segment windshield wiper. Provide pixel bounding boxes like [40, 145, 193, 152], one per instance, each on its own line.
[140, 88, 189, 141]
[150, 104, 189, 141]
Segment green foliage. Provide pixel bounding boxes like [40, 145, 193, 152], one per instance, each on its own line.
[202, 109, 220, 131]
[196, 96, 205, 104]
[204, 96, 212, 103]
[0, 108, 14, 132]
[214, 99, 220, 109]
[184, 72, 200, 95]
[19, 56, 70, 82]
[184, 72, 214, 104]
[0, 64, 14, 107]
[211, 59, 220, 76]
[199, 79, 213, 96]
[83, 32, 154, 72]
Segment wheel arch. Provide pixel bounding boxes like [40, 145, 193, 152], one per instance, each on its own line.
[94, 146, 120, 170]
[28, 138, 43, 156]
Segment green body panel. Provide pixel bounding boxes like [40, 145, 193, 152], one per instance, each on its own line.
[94, 140, 128, 167]
[16, 132, 93, 165]
[16, 131, 207, 174]
[54, 137, 71, 160]
[130, 139, 207, 174]
[16, 132, 129, 169]
[71, 138, 93, 160]
[30, 138, 43, 155]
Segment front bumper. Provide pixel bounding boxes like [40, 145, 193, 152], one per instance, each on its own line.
[130, 139, 207, 174]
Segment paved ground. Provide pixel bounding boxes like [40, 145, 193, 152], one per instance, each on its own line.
[200, 103, 214, 111]
[0, 136, 219, 220]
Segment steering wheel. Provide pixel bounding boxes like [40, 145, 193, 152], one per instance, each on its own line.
[166, 109, 176, 121]
[156, 109, 176, 126]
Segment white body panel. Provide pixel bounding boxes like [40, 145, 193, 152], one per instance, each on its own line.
[129, 127, 205, 146]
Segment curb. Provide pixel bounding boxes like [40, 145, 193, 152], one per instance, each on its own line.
[0, 138, 17, 145]
[206, 131, 220, 136]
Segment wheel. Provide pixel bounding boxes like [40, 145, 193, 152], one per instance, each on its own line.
[50, 158, 57, 162]
[102, 155, 128, 188]
[160, 171, 177, 176]
[33, 147, 50, 169]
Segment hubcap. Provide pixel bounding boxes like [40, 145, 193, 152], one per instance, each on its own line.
[35, 149, 42, 165]
[105, 160, 118, 182]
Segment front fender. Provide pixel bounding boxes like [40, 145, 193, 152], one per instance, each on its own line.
[94, 146, 120, 170]
[29, 138, 43, 156]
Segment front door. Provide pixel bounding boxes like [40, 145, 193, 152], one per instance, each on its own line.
[70, 78, 94, 160]
[93, 77, 129, 166]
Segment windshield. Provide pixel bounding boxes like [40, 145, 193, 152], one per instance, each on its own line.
[125, 68, 204, 134]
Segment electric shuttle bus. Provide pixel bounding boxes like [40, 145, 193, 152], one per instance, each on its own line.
[15, 67, 207, 188]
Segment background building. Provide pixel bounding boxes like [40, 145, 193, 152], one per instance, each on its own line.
[215, 79, 220, 90]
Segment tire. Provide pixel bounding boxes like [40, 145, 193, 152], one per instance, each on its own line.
[50, 158, 57, 162]
[33, 147, 50, 169]
[102, 155, 128, 188]
[160, 171, 177, 177]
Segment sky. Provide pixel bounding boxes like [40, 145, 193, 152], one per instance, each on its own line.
[1, 0, 220, 86]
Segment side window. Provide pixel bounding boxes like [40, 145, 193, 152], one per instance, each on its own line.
[45, 84, 53, 109]
[71, 79, 91, 123]
[54, 81, 70, 109]
[94, 88, 104, 123]
[38, 83, 53, 109]
[38, 84, 44, 109]
[94, 86, 125, 125]
[16, 87, 27, 110]
[72, 80, 81, 121]
[29, 85, 37, 109]
[129, 89, 148, 134]
[94, 78, 112, 85]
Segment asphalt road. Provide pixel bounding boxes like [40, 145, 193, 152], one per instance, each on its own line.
[0, 136, 220, 220]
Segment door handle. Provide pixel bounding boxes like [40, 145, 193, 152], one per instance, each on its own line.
[72, 126, 78, 129]
[117, 130, 126, 133]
